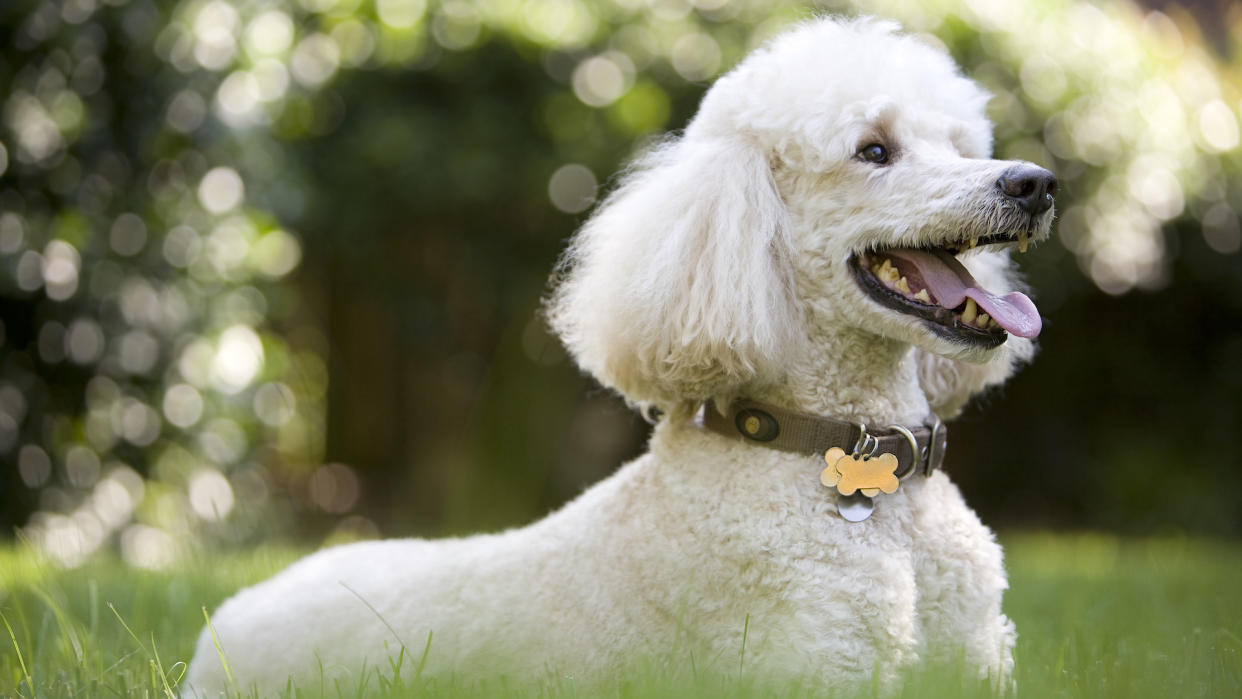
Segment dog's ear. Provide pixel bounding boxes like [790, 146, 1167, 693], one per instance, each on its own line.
[915, 249, 1036, 418]
[547, 134, 802, 414]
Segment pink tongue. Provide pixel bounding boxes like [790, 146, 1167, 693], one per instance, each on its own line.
[886, 248, 1042, 338]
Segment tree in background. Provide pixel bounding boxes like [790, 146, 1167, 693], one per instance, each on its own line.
[1, 0, 1240, 568]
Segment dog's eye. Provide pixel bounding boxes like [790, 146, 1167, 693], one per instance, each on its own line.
[858, 143, 889, 164]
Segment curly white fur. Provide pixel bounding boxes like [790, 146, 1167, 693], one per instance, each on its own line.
[186, 17, 1050, 696]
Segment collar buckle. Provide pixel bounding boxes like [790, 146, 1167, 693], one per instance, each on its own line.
[921, 415, 946, 476]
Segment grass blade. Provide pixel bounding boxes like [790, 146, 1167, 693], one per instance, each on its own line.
[108, 602, 176, 698]
[201, 605, 240, 697]
[1, 610, 35, 697]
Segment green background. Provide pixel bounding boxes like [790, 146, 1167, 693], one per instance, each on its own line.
[0, 0, 1240, 562]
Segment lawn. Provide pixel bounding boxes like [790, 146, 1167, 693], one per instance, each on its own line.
[1, 534, 1239, 698]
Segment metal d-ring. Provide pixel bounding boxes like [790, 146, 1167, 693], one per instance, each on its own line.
[922, 415, 945, 476]
[886, 423, 920, 480]
[851, 424, 881, 460]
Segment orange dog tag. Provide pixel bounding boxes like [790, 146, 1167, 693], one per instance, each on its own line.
[820, 447, 900, 497]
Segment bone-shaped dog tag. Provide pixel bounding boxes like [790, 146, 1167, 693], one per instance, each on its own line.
[821, 449, 900, 495]
[821, 446, 895, 522]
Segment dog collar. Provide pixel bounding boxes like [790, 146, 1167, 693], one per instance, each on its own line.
[702, 399, 947, 521]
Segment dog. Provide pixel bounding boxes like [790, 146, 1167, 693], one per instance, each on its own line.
[185, 16, 1055, 696]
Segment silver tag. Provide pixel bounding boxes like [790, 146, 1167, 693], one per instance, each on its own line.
[837, 493, 875, 522]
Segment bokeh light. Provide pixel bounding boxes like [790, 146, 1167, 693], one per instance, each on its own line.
[548, 163, 598, 213]
[198, 167, 245, 213]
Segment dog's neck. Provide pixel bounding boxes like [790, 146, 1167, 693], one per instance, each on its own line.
[748, 325, 930, 428]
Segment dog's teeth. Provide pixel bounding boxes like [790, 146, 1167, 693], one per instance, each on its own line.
[914, 289, 931, 303]
[976, 312, 990, 328]
[896, 276, 910, 294]
[878, 259, 898, 282]
[961, 298, 978, 324]
[877, 259, 900, 284]
[1018, 231, 1029, 254]
[969, 236, 978, 249]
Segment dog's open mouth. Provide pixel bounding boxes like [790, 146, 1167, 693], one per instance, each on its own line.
[851, 233, 1042, 348]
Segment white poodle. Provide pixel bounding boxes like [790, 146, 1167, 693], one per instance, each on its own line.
[186, 16, 1056, 696]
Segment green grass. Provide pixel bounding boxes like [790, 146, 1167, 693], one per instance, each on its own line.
[1, 534, 1239, 698]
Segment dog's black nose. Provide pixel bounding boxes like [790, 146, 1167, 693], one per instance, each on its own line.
[997, 165, 1057, 216]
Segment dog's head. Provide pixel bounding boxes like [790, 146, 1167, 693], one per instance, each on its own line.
[548, 17, 1055, 416]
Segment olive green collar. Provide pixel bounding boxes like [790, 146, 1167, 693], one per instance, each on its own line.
[701, 399, 947, 521]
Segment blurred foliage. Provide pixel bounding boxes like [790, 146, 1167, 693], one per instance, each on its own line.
[0, 0, 1240, 569]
